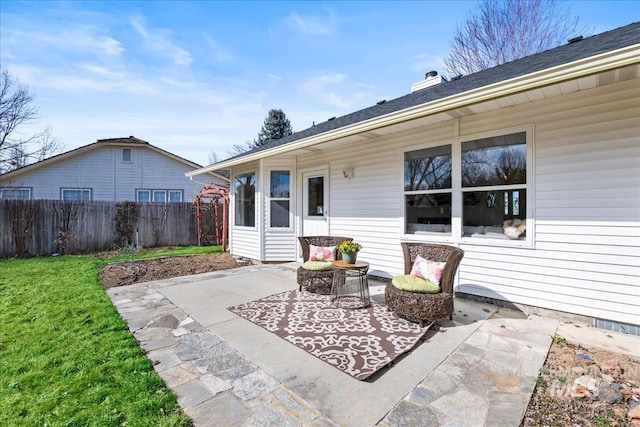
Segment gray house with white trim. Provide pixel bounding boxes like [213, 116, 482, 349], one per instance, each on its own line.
[1, 136, 228, 202]
[188, 23, 640, 332]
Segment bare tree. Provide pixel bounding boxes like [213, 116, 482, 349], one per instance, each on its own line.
[228, 140, 254, 157]
[0, 70, 37, 148]
[443, 0, 586, 77]
[0, 70, 64, 173]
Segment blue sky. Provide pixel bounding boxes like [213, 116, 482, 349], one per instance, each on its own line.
[1, 1, 638, 165]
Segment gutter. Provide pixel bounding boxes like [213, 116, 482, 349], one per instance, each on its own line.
[186, 44, 639, 178]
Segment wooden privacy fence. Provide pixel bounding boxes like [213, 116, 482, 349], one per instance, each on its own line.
[0, 200, 200, 257]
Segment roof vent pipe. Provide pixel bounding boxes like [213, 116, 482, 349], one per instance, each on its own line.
[411, 70, 444, 93]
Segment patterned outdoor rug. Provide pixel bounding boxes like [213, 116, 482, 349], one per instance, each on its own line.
[227, 290, 432, 380]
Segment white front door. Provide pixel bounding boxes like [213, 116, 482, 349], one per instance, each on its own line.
[302, 169, 329, 236]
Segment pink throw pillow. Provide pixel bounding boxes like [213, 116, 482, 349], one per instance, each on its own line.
[410, 255, 445, 285]
[309, 245, 335, 262]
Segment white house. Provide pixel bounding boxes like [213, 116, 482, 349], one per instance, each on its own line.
[187, 23, 640, 332]
[1, 136, 228, 202]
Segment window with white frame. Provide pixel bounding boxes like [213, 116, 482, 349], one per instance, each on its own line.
[269, 170, 290, 228]
[137, 189, 182, 202]
[404, 130, 529, 242]
[152, 190, 167, 203]
[0, 187, 31, 200]
[461, 132, 527, 240]
[168, 190, 182, 202]
[404, 145, 452, 235]
[122, 148, 132, 163]
[136, 190, 151, 202]
[61, 188, 91, 201]
[234, 171, 256, 227]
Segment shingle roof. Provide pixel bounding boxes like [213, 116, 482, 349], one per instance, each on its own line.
[226, 21, 640, 162]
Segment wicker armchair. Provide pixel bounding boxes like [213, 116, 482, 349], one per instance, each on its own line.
[297, 236, 352, 294]
[385, 243, 464, 327]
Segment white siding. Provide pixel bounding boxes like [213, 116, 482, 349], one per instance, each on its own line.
[262, 158, 297, 261]
[458, 78, 640, 326]
[296, 122, 454, 277]
[229, 162, 261, 259]
[288, 77, 640, 325]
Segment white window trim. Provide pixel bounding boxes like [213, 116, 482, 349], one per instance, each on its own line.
[61, 188, 92, 201]
[136, 189, 151, 202]
[152, 190, 167, 203]
[122, 148, 133, 163]
[0, 187, 32, 200]
[402, 125, 534, 248]
[233, 169, 258, 230]
[267, 168, 293, 231]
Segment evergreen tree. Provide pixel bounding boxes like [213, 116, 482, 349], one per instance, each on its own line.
[255, 109, 293, 147]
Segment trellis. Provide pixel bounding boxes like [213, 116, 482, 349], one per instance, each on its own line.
[193, 185, 229, 251]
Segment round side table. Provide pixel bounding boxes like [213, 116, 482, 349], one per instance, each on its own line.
[330, 261, 370, 309]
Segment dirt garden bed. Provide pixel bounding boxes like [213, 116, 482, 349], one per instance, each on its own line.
[98, 251, 240, 289]
[96, 251, 640, 426]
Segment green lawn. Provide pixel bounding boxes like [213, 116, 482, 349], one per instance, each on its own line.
[0, 246, 221, 426]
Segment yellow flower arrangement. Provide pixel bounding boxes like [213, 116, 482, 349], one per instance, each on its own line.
[337, 240, 363, 254]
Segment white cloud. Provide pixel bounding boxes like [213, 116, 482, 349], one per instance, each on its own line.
[202, 34, 234, 63]
[299, 72, 351, 108]
[3, 26, 124, 58]
[285, 11, 335, 35]
[131, 16, 193, 66]
[267, 74, 282, 86]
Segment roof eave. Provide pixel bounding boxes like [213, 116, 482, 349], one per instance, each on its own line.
[186, 43, 640, 178]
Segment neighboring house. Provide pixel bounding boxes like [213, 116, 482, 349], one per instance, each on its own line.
[187, 23, 640, 331]
[1, 136, 228, 202]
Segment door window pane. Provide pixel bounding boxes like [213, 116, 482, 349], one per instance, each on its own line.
[307, 176, 324, 216]
[235, 172, 256, 227]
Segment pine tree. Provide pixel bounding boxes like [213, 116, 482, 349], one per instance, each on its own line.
[255, 109, 293, 147]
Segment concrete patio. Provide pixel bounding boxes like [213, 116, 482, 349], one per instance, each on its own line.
[105, 262, 633, 426]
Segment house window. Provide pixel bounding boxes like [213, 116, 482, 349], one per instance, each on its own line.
[168, 190, 182, 202]
[234, 172, 255, 227]
[404, 129, 530, 242]
[136, 190, 151, 202]
[462, 132, 527, 239]
[404, 145, 452, 235]
[152, 190, 167, 203]
[0, 187, 31, 200]
[61, 188, 91, 201]
[122, 148, 132, 163]
[269, 170, 290, 228]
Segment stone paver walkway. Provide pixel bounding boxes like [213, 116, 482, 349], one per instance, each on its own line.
[107, 264, 558, 426]
[107, 268, 338, 426]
